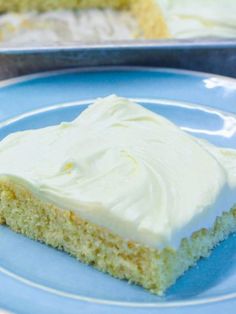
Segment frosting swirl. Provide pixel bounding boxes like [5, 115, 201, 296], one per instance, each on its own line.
[0, 95, 236, 249]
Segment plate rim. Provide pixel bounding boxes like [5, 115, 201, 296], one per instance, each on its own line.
[0, 66, 236, 90]
[0, 67, 236, 312]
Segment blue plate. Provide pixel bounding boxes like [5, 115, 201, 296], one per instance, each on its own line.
[1, 67, 236, 314]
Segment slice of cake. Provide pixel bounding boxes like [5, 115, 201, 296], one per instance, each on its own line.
[1, 95, 236, 295]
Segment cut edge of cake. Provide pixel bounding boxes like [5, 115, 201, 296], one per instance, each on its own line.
[0, 0, 129, 13]
[130, 0, 170, 39]
[1, 176, 236, 295]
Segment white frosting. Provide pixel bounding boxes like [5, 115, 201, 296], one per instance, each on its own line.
[1, 95, 236, 249]
[0, 9, 138, 46]
[157, 0, 236, 38]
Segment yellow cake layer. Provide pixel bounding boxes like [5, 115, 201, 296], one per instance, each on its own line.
[1, 177, 236, 295]
[0, 0, 129, 12]
[130, 0, 170, 39]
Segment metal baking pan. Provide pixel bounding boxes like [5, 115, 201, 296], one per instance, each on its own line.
[0, 39, 236, 80]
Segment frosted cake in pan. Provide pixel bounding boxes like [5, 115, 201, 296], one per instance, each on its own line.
[0, 0, 235, 45]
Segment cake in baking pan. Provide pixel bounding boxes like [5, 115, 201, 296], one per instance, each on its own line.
[0, 0, 235, 45]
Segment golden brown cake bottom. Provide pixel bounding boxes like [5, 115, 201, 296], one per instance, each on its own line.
[1, 177, 236, 295]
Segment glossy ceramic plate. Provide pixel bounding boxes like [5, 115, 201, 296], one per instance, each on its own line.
[0, 67, 236, 314]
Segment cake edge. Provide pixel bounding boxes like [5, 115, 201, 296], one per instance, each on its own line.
[0, 0, 130, 12]
[0, 177, 236, 295]
[130, 0, 170, 39]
